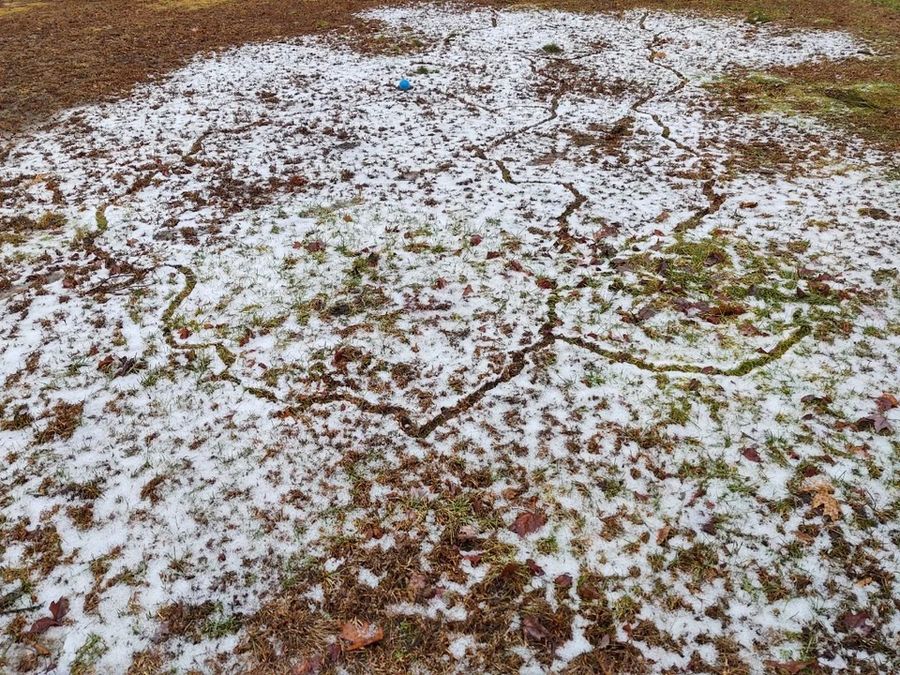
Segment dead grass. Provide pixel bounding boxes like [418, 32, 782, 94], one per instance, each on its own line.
[1, 1, 898, 138]
[34, 401, 83, 444]
[710, 57, 900, 152]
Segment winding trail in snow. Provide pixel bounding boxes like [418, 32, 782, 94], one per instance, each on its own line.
[144, 15, 810, 437]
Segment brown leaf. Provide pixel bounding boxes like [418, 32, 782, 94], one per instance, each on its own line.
[536, 277, 555, 290]
[339, 620, 383, 651]
[469, 234, 483, 246]
[525, 558, 545, 576]
[741, 446, 762, 463]
[555, 573, 573, 589]
[510, 510, 547, 537]
[49, 597, 69, 622]
[178, 327, 191, 340]
[292, 655, 324, 675]
[840, 610, 872, 635]
[811, 491, 841, 521]
[325, 642, 342, 663]
[656, 525, 671, 545]
[855, 413, 892, 433]
[522, 615, 550, 642]
[764, 659, 815, 675]
[507, 260, 525, 273]
[700, 302, 746, 324]
[578, 582, 601, 602]
[461, 552, 483, 566]
[738, 321, 768, 337]
[28, 616, 61, 636]
[305, 240, 326, 253]
[875, 392, 898, 412]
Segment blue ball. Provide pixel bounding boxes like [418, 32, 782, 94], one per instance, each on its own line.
[398, 79, 412, 92]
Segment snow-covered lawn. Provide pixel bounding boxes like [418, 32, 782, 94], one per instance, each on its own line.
[1, 4, 898, 673]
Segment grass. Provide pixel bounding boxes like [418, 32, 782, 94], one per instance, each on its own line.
[1, 0, 897, 138]
[710, 64, 900, 151]
[2, 1, 898, 673]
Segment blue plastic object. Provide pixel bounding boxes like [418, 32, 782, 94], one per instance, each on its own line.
[398, 79, 412, 92]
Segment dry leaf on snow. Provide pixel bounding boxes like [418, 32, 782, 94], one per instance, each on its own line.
[811, 491, 841, 521]
[875, 392, 898, 412]
[509, 510, 547, 537]
[801, 476, 841, 521]
[339, 620, 384, 651]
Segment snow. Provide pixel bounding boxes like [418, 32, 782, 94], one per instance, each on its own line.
[1, 3, 898, 674]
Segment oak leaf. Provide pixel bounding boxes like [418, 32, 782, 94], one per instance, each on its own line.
[811, 491, 841, 521]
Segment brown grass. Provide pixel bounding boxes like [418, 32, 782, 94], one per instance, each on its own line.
[1, 1, 898, 139]
[34, 401, 84, 444]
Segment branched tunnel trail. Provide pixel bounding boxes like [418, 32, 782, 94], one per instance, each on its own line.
[160, 263, 812, 440]
[79, 16, 810, 440]
[636, 12, 724, 231]
[150, 16, 809, 439]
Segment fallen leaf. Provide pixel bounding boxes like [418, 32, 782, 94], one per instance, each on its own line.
[28, 616, 61, 635]
[700, 302, 746, 324]
[525, 558, 545, 576]
[578, 582, 601, 602]
[811, 491, 841, 521]
[507, 260, 525, 273]
[28, 597, 69, 635]
[764, 659, 815, 675]
[408, 572, 428, 596]
[97, 354, 115, 372]
[741, 446, 762, 463]
[840, 610, 872, 635]
[875, 392, 898, 412]
[510, 510, 547, 537]
[49, 597, 69, 622]
[292, 655, 324, 675]
[555, 573, 573, 589]
[855, 412, 892, 433]
[469, 234, 483, 246]
[339, 620, 384, 651]
[656, 525, 671, 545]
[178, 327, 191, 340]
[522, 615, 550, 641]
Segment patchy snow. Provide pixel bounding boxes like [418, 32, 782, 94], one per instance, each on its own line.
[1, 3, 898, 674]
